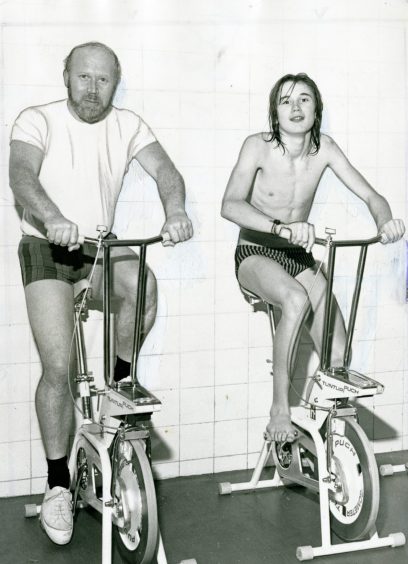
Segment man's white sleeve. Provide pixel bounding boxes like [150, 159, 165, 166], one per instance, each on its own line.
[10, 107, 47, 152]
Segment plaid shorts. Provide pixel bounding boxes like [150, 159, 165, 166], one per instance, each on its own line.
[18, 235, 100, 287]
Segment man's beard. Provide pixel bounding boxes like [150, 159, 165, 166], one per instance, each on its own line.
[68, 92, 112, 123]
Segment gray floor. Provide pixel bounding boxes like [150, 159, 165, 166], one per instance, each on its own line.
[0, 451, 407, 564]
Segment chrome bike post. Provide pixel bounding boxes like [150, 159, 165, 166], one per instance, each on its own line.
[130, 243, 148, 386]
[320, 242, 336, 371]
[343, 245, 368, 368]
[103, 242, 112, 386]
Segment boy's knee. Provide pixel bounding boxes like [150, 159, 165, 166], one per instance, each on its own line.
[282, 287, 310, 318]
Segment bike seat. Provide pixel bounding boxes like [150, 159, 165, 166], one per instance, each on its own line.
[240, 285, 264, 305]
[74, 279, 91, 301]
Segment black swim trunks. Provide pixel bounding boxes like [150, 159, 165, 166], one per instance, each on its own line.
[18, 235, 102, 287]
[235, 228, 315, 279]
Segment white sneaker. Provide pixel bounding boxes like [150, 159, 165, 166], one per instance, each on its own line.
[40, 484, 73, 545]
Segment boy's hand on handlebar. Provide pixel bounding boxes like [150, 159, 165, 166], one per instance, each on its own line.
[276, 221, 315, 253]
[161, 211, 193, 247]
[379, 219, 405, 244]
[44, 215, 80, 251]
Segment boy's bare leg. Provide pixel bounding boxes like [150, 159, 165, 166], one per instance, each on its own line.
[25, 280, 75, 459]
[238, 255, 311, 443]
[92, 246, 157, 364]
[296, 267, 347, 366]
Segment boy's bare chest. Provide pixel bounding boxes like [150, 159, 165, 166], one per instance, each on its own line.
[254, 154, 326, 204]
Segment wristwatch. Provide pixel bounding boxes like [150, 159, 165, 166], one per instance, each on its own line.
[271, 219, 281, 235]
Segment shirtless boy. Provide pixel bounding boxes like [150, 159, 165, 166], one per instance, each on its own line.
[221, 73, 405, 444]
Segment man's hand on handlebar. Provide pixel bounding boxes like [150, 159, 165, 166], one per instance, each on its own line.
[44, 215, 80, 252]
[276, 221, 315, 253]
[161, 211, 194, 247]
[378, 219, 405, 244]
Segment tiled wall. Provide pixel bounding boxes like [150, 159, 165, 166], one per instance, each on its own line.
[0, 0, 407, 496]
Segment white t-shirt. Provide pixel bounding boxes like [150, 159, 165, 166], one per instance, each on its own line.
[10, 99, 157, 238]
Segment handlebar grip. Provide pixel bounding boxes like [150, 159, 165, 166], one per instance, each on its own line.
[278, 226, 292, 241]
[77, 235, 85, 245]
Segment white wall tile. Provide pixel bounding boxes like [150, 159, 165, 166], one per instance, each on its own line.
[215, 277, 249, 313]
[375, 338, 405, 373]
[151, 426, 180, 462]
[180, 314, 214, 352]
[31, 477, 47, 495]
[215, 348, 248, 386]
[215, 93, 249, 130]
[0, 246, 21, 286]
[248, 310, 273, 348]
[180, 278, 214, 316]
[138, 353, 180, 391]
[215, 313, 248, 350]
[373, 437, 404, 454]
[215, 384, 247, 421]
[180, 387, 214, 424]
[0, 363, 30, 404]
[180, 422, 214, 460]
[179, 52, 215, 93]
[152, 389, 179, 428]
[214, 419, 247, 456]
[143, 91, 180, 129]
[248, 382, 273, 419]
[248, 417, 268, 453]
[180, 92, 215, 129]
[152, 462, 180, 480]
[0, 324, 30, 364]
[216, 53, 249, 94]
[180, 350, 215, 388]
[180, 457, 213, 476]
[31, 439, 47, 478]
[214, 454, 247, 473]
[0, 403, 30, 443]
[374, 404, 403, 440]
[248, 347, 273, 383]
[0, 441, 30, 481]
[0, 479, 30, 497]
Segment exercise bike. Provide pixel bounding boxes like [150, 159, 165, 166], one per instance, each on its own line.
[25, 228, 196, 564]
[219, 229, 406, 561]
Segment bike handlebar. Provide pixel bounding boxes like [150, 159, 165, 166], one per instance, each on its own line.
[278, 226, 383, 248]
[78, 233, 168, 247]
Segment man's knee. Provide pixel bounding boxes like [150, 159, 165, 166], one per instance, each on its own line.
[38, 362, 72, 391]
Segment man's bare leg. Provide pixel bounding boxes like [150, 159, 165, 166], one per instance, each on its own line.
[238, 255, 311, 443]
[92, 246, 157, 372]
[25, 280, 75, 460]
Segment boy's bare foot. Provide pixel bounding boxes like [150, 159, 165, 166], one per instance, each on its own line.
[265, 411, 297, 443]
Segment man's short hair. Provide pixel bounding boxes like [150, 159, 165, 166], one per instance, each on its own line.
[64, 42, 122, 83]
[267, 73, 323, 155]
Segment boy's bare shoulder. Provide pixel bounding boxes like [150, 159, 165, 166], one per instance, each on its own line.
[241, 132, 271, 155]
[320, 133, 339, 152]
[319, 133, 342, 160]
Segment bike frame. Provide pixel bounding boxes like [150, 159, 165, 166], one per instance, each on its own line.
[218, 231, 406, 560]
[69, 233, 171, 564]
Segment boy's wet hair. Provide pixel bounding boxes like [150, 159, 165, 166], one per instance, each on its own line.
[267, 73, 323, 155]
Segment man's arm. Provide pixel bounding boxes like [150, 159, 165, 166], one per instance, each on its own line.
[9, 140, 79, 247]
[136, 141, 193, 245]
[221, 135, 276, 232]
[326, 136, 405, 243]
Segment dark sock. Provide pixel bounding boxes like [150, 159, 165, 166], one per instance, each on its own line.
[47, 456, 70, 490]
[114, 356, 131, 382]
